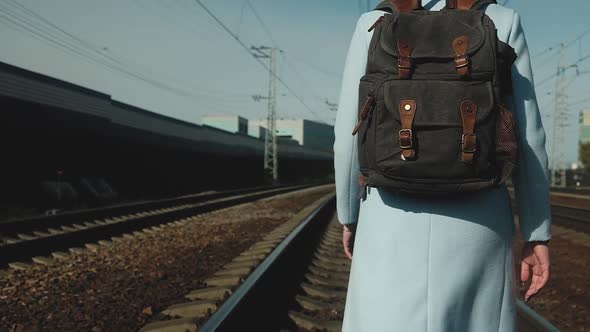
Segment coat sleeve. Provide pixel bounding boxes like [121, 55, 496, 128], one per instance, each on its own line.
[507, 11, 552, 242]
[333, 15, 370, 226]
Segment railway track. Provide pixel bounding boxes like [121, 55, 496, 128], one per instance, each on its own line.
[550, 187, 590, 196]
[140, 193, 560, 332]
[549, 192, 590, 234]
[508, 190, 590, 234]
[0, 184, 314, 269]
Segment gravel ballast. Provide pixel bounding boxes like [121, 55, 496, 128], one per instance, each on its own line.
[0, 185, 334, 332]
[513, 222, 589, 332]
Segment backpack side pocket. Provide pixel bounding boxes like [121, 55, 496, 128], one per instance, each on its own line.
[495, 104, 519, 183]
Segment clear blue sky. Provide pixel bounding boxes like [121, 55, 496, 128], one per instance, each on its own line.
[1, 0, 589, 163]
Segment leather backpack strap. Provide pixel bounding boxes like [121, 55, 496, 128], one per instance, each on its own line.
[470, 0, 496, 10]
[445, 0, 496, 10]
[460, 100, 478, 162]
[375, 0, 422, 13]
[452, 36, 470, 78]
[399, 100, 417, 160]
[397, 40, 415, 79]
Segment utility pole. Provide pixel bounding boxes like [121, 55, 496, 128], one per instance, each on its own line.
[551, 43, 569, 188]
[251, 46, 279, 183]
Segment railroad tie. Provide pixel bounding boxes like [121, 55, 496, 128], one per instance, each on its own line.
[288, 311, 341, 332]
[139, 317, 198, 332]
[161, 300, 218, 319]
[31, 256, 57, 266]
[185, 287, 232, 302]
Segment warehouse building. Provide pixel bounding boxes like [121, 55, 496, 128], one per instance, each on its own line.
[202, 115, 249, 135]
[201, 116, 335, 153]
[249, 119, 335, 153]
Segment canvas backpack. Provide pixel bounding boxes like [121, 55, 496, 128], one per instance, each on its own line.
[353, 0, 520, 196]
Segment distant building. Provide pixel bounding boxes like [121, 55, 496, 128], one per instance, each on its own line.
[248, 125, 268, 140]
[202, 115, 248, 135]
[250, 119, 335, 153]
[277, 135, 301, 146]
[581, 110, 590, 144]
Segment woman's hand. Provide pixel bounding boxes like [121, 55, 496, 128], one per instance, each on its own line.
[520, 241, 550, 302]
[342, 224, 356, 260]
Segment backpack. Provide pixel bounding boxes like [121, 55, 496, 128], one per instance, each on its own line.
[353, 0, 519, 196]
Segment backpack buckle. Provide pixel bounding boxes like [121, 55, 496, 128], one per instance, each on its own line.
[397, 40, 415, 79]
[461, 133, 477, 153]
[452, 36, 470, 77]
[398, 57, 413, 69]
[399, 129, 413, 149]
[454, 54, 469, 68]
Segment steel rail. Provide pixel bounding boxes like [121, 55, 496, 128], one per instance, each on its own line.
[0, 184, 289, 234]
[517, 300, 561, 332]
[198, 195, 336, 331]
[0, 185, 314, 267]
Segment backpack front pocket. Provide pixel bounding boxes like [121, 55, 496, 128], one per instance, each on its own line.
[373, 79, 497, 181]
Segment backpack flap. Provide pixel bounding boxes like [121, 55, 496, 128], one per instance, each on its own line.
[375, 11, 495, 76]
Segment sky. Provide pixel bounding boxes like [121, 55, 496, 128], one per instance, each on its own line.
[1, 0, 589, 164]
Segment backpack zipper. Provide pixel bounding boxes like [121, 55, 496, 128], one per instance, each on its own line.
[352, 92, 376, 135]
[352, 77, 390, 136]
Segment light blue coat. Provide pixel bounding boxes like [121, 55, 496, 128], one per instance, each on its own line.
[333, 1, 552, 331]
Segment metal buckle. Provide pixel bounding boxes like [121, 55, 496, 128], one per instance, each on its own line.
[399, 129, 413, 149]
[397, 57, 412, 69]
[455, 54, 469, 68]
[461, 133, 477, 153]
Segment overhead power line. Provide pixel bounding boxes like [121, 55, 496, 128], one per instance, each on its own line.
[0, 3, 177, 92]
[565, 27, 590, 48]
[535, 72, 558, 88]
[192, 0, 326, 124]
[535, 51, 590, 88]
[570, 53, 590, 67]
[245, 0, 279, 48]
[531, 27, 590, 65]
[532, 45, 558, 59]
[0, 1, 250, 110]
[242, 0, 334, 118]
[289, 56, 341, 78]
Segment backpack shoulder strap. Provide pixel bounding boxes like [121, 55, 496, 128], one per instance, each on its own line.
[446, 0, 496, 10]
[470, 0, 497, 10]
[375, 0, 422, 13]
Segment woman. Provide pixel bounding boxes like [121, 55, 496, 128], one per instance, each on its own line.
[333, 0, 551, 331]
